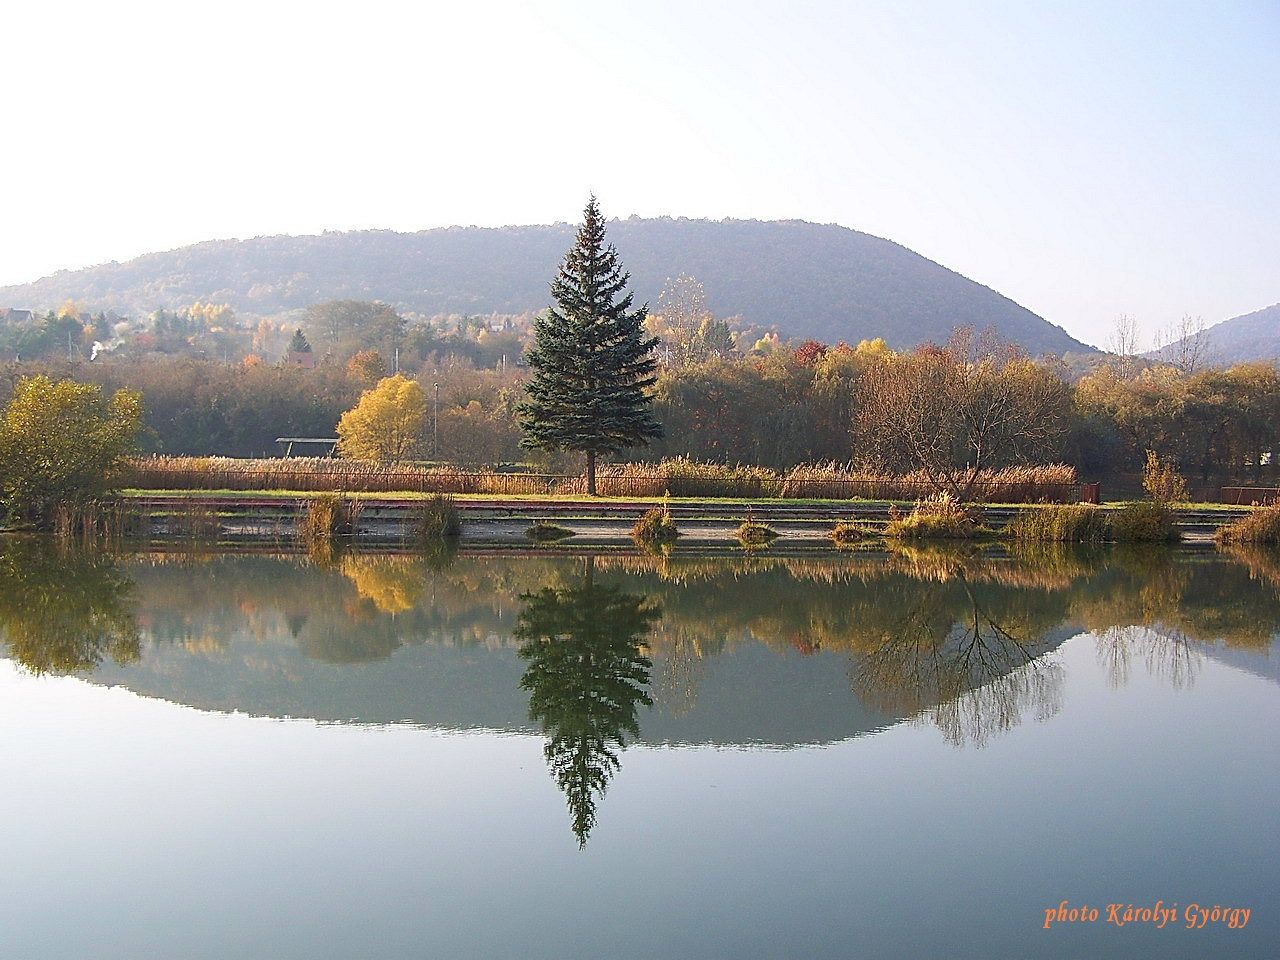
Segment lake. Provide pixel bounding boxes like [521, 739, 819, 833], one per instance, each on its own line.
[1, 539, 1276, 959]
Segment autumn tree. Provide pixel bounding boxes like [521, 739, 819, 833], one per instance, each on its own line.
[0, 375, 143, 526]
[857, 329, 1072, 499]
[346, 349, 387, 384]
[517, 197, 662, 494]
[336, 374, 426, 462]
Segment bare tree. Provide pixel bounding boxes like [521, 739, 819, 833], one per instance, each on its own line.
[1107, 313, 1143, 366]
[1153, 313, 1212, 374]
[856, 329, 1072, 500]
[653, 275, 730, 365]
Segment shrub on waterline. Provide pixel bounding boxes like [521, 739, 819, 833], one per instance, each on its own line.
[830, 520, 872, 548]
[413, 494, 462, 542]
[1106, 502, 1179, 543]
[300, 495, 360, 547]
[1215, 503, 1280, 546]
[736, 507, 778, 548]
[884, 493, 983, 540]
[1005, 503, 1108, 542]
[526, 521, 574, 542]
[632, 507, 679, 548]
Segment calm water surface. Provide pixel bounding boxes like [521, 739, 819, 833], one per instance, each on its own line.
[1, 541, 1277, 959]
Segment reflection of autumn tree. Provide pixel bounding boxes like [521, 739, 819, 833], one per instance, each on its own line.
[1070, 546, 1280, 649]
[848, 566, 1065, 747]
[0, 539, 139, 674]
[1095, 625, 1202, 690]
[339, 555, 426, 613]
[515, 560, 658, 846]
[1219, 544, 1280, 592]
[649, 625, 708, 718]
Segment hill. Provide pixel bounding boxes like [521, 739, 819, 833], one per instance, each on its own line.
[1144, 302, 1280, 368]
[0, 218, 1091, 355]
[1203, 303, 1280, 365]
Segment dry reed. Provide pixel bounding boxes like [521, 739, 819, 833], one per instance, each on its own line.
[126, 456, 1082, 503]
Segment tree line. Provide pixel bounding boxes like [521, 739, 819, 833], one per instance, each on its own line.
[7, 332, 1277, 485]
[2, 198, 1277, 505]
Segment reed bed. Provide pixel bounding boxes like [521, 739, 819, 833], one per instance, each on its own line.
[1215, 503, 1280, 546]
[1004, 503, 1109, 542]
[884, 493, 986, 540]
[126, 456, 1084, 503]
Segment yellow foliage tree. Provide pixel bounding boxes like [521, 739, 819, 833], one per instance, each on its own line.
[336, 374, 426, 462]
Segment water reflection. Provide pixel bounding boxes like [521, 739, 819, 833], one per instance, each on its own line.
[515, 559, 658, 846]
[0, 537, 139, 674]
[3, 541, 1278, 729]
[849, 549, 1066, 747]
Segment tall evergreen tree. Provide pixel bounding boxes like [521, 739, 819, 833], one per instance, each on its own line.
[518, 197, 662, 494]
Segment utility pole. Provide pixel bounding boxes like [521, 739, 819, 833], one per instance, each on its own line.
[433, 382, 439, 461]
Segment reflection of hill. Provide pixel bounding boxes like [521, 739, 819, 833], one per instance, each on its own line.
[38, 546, 1280, 747]
[1200, 643, 1280, 685]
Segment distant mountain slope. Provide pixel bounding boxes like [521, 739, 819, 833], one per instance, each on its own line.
[1144, 303, 1280, 368]
[1204, 303, 1280, 365]
[0, 218, 1090, 355]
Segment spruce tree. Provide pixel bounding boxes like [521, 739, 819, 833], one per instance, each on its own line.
[518, 197, 662, 494]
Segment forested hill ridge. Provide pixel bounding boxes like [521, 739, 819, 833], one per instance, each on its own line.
[0, 218, 1091, 356]
[1202, 303, 1280, 365]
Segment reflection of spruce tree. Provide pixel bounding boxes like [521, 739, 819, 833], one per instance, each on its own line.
[515, 561, 658, 847]
[0, 539, 139, 674]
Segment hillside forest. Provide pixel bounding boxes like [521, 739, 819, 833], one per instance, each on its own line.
[0, 294, 1277, 489]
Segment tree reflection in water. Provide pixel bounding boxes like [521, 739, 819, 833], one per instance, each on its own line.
[0, 537, 139, 674]
[1095, 625, 1202, 690]
[850, 549, 1066, 748]
[515, 559, 658, 847]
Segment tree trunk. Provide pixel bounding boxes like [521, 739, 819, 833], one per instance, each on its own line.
[586, 449, 597, 496]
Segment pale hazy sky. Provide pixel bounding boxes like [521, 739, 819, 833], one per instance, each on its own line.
[3, 0, 1276, 348]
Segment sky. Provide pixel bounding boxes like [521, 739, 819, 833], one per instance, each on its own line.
[3, 0, 1276, 349]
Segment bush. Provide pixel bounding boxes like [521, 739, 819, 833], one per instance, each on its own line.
[736, 520, 778, 548]
[525, 521, 573, 542]
[830, 520, 871, 548]
[1216, 504, 1280, 546]
[299, 495, 360, 547]
[884, 493, 983, 540]
[632, 507, 679, 547]
[736, 506, 778, 548]
[1005, 503, 1108, 542]
[1106, 502, 1180, 542]
[1142, 450, 1189, 504]
[413, 494, 461, 541]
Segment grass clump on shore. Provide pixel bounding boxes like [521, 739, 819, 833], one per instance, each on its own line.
[1215, 503, 1280, 546]
[412, 494, 462, 541]
[736, 506, 778, 548]
[1106, 501, 1180, 542]
[525, 520, 574, 542]
[884, 493, 983, 540]
[299, 495, 361, 563]
[1005, 503, 1108, 542]
[830, 520, 872, 548]
[632, 507, 679, 548]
